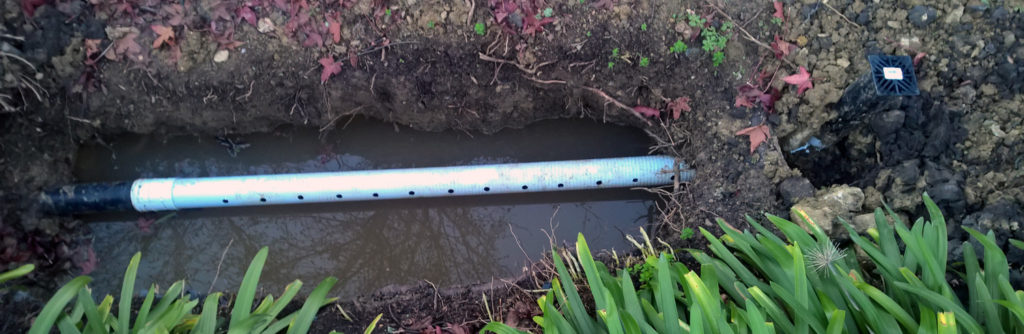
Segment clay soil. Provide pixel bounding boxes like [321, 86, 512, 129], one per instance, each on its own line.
[2, 0, 1023, 332]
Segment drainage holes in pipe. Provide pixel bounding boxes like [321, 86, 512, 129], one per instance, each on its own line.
[71, 118, 659, 299]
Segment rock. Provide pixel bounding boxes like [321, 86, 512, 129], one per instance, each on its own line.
[945, 6, 964, 24]
[257, 17, 275, 33]
[908, 5, 937, 27]
[980, 83, 998, 96]
[961, 200, 1022, 249]
[851, 213, 875, 233]
[836, 58, 850, 68]
[856, 8, 871, 26]
[990, 6, 1009, 21]
[213, 50, 229, 63]
[887, 20, 901, 29]
[869, 110, 905, 137]
[791, 185, 865, 238]
[779, 177, 815, 206]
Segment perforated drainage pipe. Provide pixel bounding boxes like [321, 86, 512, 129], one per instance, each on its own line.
[40, 155, 693, 214]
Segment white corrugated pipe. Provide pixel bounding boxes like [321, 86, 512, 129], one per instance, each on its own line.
[41, 155, 694, 213]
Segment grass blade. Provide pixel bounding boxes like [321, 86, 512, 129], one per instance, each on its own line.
[28, 276, 92, 334]
[656, 254, 682, 334]
[894, 282, 982, 333]
[551, 250, 597, 333]
[480, 322, 529, 334]
[575, 233, 607, 312]
[0, 263, 34, 284]
[825, 310, 845, 334]
[286, 276, 337, 334]
[855, 282, 918, 332]
[231, 247, 269, 329]
[119, 252, 142, 334]
[192, 293, 222, 334]
[133, 283, 157, 333]
[363, 313, 383, 334]
[937, 312, 958, 334]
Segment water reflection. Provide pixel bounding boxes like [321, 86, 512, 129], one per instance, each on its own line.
[76, 119, 656, 297]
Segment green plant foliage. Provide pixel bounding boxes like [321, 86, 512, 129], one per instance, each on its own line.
[670, 40, 688, 54]
[482, 193, 1024, 333]
[543, 7, 553, 17]
[687, 13, 705, 27]
[639, 57, 650, 67]
[0, 263, 34, 285]
[474, 22, 486, 35]
[640, 23, 648, 31]
[770, 17, 783, 25]
[679, 227, 695, 241]
[29, 248, 341, 334]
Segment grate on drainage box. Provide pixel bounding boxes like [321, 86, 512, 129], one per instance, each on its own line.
[868, 55, 919, 96]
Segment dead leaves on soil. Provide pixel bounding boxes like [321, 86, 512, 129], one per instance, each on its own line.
[151, 25, 175, 48]
[782, 66, 814, 95]
[737, 124, 770, 154]
[319, 56, 343, 84]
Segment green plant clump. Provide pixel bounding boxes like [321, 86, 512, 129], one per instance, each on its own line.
[474, 22, 486, 35]
[639, 57, 650, 67]
[701, 21, 732, 67]
[670, 40, 688, 54]
[640, 23, 648, 31]
[483, 193, 1024, 333]
[679, 227, 695, 241]
[27, 248, 377, 334]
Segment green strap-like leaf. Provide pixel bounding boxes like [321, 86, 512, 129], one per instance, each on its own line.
[231, 247, 269, 329]
[28, 276, 92, 334]
[825, 310, 845, 334]
[192, 293, 222, 334]
[656, 255, 682, 334]
[119, 252, 142, 334]
[363, 313, 383, 334]
[286, 276, 337, 334]
[576, 233, 607, 312]
[0, 263, 34, 284]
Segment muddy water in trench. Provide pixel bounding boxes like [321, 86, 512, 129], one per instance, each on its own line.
[74, 119, 658, 297]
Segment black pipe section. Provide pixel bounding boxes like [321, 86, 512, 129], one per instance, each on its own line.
[39, 182, 135, 214]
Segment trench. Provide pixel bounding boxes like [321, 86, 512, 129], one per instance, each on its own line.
[71, 118, 660, 297]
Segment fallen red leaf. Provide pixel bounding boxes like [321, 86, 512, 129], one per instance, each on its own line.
[667, 97, 691, 119]
[782, 66, 813, 95]
[592, 0, 615, 10]
[734, 84, 761, 108]
[633, 106, 660, 118]
[163, 4, 185, 26]
[237, 6, 258, 26]
[771, 35, 796, 59]
[327, 16, 341, 44]
[108, 32, 142, 61]
[319, 56, 343, 84]
[21, 0, 47, 17]
[772, 1, 785, 21]
[736, 124, 770, 154]
[348, 50, 358, 67]
[151, 25, 175, 48]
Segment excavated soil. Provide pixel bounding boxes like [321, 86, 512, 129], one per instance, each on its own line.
[2, 0, 1023, 331]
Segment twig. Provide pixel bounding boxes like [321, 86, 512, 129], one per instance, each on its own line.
[710, 5, 796, 68]
[0, 33, 24, 41]
[582, 86, 652, 125]
[478, 53, 553, 75]
[320, 105, 365, 132]
[235, 81, 255, 101]
[0, 51, 36, 71]
[208, 238, 234, 294]
[465, 0, 475, 26]
[822, 2, 862, 29]
[521, 75, 652, 125]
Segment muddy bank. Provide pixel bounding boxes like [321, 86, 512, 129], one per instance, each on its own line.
[3, 0, 1023, 331]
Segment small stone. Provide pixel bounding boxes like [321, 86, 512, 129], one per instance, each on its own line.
[796, 35, 808, 47]
[869, 110, 905, 137]
[945, 6, 964, 24]
[820, 185, 865, 213]
[851, 213, 876, 234]
[908, 5, 937, 27]
[257, 17, 275, 33]
[779, 177, 815, 206]
[213, 50, 229, 63]
[979, 83, 998, 95]
[836, 58, 850, 68]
